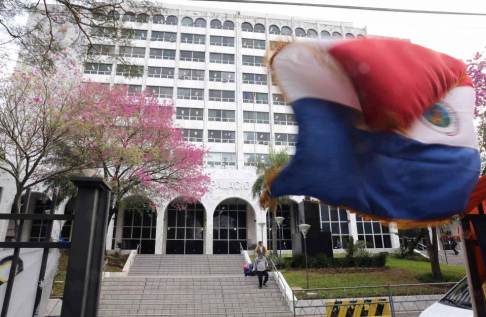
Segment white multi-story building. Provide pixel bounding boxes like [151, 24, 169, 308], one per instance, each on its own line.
[1, 3, 400, 255]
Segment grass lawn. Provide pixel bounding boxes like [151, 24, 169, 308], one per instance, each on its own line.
[281, 256, 466, 298]
[51, 251, 129, 296]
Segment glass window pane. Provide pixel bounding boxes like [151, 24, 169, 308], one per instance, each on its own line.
[340, 223, 349, 234]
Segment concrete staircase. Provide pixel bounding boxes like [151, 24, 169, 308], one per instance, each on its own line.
[98, 255, 292, 317]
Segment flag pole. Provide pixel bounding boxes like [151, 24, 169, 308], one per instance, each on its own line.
[461, 206, 486, 317]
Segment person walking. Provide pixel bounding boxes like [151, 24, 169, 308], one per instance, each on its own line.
[254, 241, 268, 257]
[449, 236, 459, 255]
[254, 254, 269, 289]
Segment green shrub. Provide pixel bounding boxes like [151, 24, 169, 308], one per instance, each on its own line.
[291, 254, 307, 269]
[314, 253, 332, 268]
[268, 254, 286, 269]
[373, 252, 388, 267]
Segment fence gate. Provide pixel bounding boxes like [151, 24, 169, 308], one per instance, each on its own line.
[0, 177, 111, 317]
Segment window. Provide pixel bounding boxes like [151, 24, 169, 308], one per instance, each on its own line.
[275, 133, 297, 146]
[210, 36, 234, 47]
[88, 45, 114, 56]
[90, 27, 116, 38]
[307, 29, 318, 38]
[356, 216, 392, 249]
[357, 34, 366, 39]
[107, 10, 120, 20]
[295, 28, 306, 37]
[84, 63, 112, 75]
[151, 31, 177, 42]
[166, 203, 204, 253]
[242, 55, 264, 66]
[181, 33, 206, 44]
[209, 90, 235, 102]
[146, 86, 173, 98]
[281, 26, 292, 35]
[182, 17, 193, 26]
[136, 14, 149, 23]
[123, 12, 136, 22]
[242, 22, 253, 31]
[0, 187, 3, 203]
[243, 73, 267, 85]
[153, 15, 164, 24]
[177, 88, 204, 100]
[346, 33, 355, 39]
[121, 204, 156, 253]
[194, 18, 206, 27]
[210, 19, 222, 28]
[119, 46, 145, 58]
[93, 10, 106, 21]
[243, 111, 269, 124]
[223, 20, 234, 30]
[208, 152, 236, 166]
[147, 67, 174, 78]
[182, 129, 203, 142]
[254, 23, 265, 33]
[213, 201, 247, 253]
[209, 71, 235, 83]
[176, 107, 203, 120]
[320, 206, 350, 248]
[116, 65, 143, 77]
[244, 132, 270, 145]
[332, 32, 342, 38]
[209, 53, 234, 64]
[243, 92, 268, 104]
[208, 109, 235, 122]
[128, 85, 142, 96]
[179, 69, 205, 81]
[180, 50, 205, 62]
[244, 154, 268, 166]
[274, 113, 297, 125]
[208, 130, 235, 143]
[269, 25, 280, 34]
[273, 94, 288, 105]
[242, 38, 265, 49]
[321, 31, 331, 38]
[166, 15, 178, 25]
[267, 203, 297, 250]
[149, 48, 175, 60]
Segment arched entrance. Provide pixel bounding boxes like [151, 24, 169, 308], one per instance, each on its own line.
[121, 196, 157, 254]
[165, 200, 205, 254]
[267, 201, 299, 251]
[213, 198, 253, 254]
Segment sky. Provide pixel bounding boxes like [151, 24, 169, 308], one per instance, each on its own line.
[160, 0, 486, 60]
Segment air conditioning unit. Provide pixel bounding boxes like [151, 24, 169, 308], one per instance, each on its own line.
[222, 79, 228, 83]
[170, 38, 176, 42]
[179, 75, 185, 79]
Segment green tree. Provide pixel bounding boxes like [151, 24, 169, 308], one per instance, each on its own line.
[251, 149, 291, 256]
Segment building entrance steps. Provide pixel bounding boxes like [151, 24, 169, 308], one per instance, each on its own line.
[98, 254, 292, 316]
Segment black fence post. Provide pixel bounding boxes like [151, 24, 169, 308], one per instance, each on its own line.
[61, 177, 111, 317]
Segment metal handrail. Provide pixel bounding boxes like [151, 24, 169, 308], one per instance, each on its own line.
[136, 243, 141, 254]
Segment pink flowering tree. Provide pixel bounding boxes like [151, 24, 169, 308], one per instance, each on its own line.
[0, 62, 94, 217]
[64, 83, 210, 220]
[467, 51, 486, 175]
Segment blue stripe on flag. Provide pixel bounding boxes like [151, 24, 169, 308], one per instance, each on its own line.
[270, 98, 480, 221]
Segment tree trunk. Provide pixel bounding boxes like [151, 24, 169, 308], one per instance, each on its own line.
[423, 227, 443, 280]
[272, 210, 278, 256]
[11, 188, 23, 239]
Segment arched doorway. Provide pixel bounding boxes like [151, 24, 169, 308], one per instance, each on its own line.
[165, 200, 205, 254]
[267, 201, 298, 251]
[121, 196, 157, 254]
[213, 198, 253, 254]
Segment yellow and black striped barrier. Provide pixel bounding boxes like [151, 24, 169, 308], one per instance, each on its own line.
[326, 298, 391, 317]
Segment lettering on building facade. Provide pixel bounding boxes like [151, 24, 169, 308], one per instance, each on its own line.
[211, 180, 251, 190]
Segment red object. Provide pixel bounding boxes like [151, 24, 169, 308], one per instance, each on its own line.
[243, 263, 249, 270]
[327, 39, 471, 131]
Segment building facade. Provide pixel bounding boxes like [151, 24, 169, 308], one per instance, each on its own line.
[0, 3, 401, 254]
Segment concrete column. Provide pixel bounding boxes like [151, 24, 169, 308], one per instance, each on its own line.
[105, 214, 115, 250]
[348, 211, 359, 242]
[155, 202, 167, 254]
[114, 205, 124, 250]
[389, 222, 400, 248]
[205, 212, 213, 254]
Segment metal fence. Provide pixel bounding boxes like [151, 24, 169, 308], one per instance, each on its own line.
[291, 282, 457, 317]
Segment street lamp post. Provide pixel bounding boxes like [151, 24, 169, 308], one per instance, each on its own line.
[299, 224, 311, 289]
[258, 222, 265, 246]
[275, 216, 285, 258]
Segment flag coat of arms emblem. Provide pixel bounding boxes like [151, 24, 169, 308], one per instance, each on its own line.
[266, 39, 480, 228]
